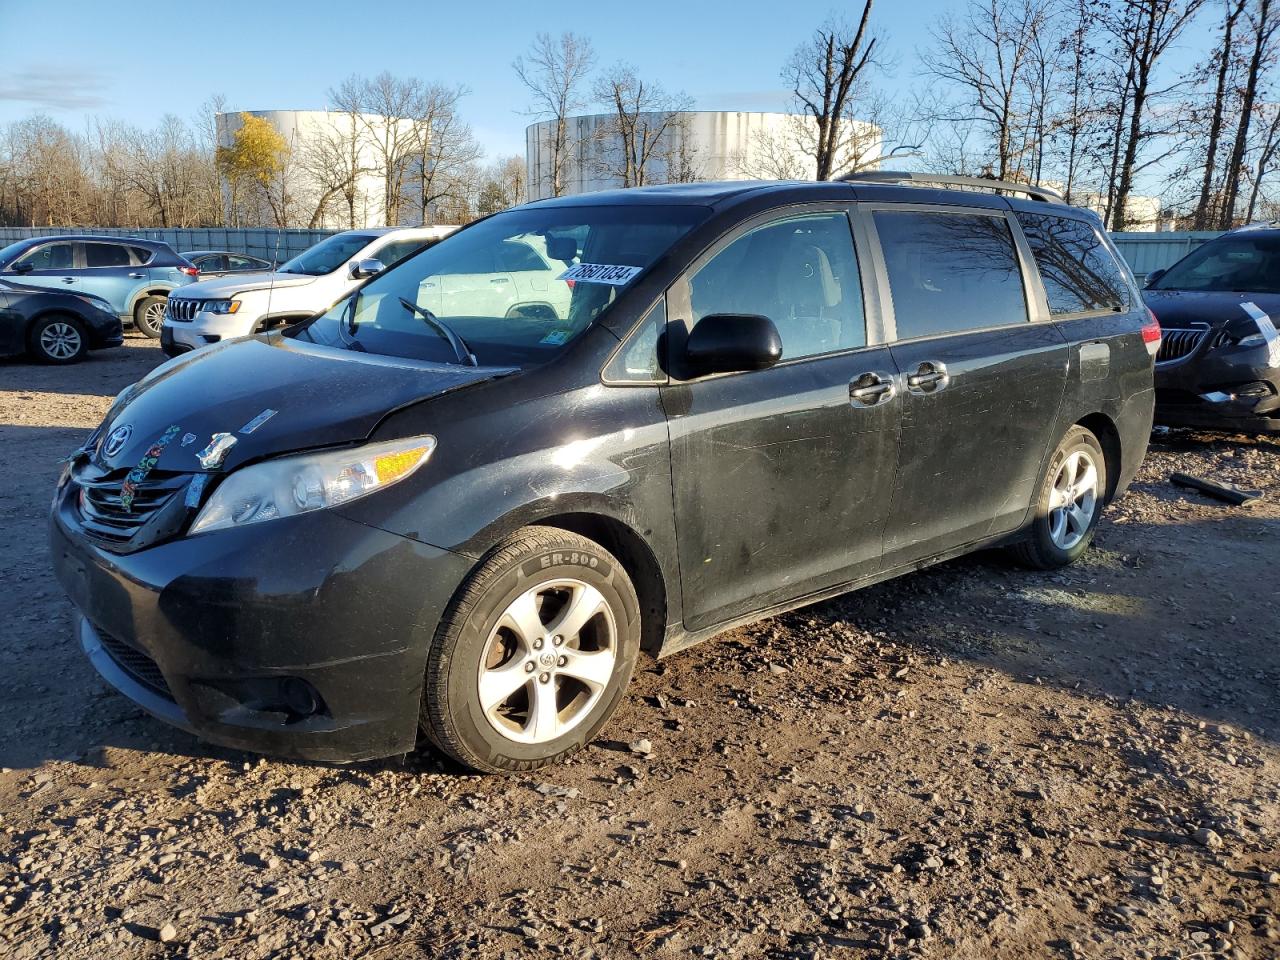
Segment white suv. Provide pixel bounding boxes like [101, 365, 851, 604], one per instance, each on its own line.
[160, 227, 455, 356]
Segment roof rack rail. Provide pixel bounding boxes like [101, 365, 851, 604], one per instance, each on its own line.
[837, 170, 1064, 203]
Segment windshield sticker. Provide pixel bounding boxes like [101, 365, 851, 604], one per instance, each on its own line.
[239, 408, 277, 435]
[539, 329, 573, 346]
[184, 473, 209, 509]
[181, 432, 198, 447]
[1240, 302, 1280, 367]
[120, 424, 181, 513]
[196, 433, 237, 471]
[558, 263, 643, 286]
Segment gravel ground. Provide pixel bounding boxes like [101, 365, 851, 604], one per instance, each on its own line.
[1, 336, 1277, 960]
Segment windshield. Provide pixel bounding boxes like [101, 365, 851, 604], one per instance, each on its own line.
[278, 233, 376, 276]
[292, 204, 707, 366]
[1152, 234, 1280, 294]
[0, 239, 36, 267]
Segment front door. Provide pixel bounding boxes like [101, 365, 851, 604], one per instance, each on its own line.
[663, 209, 901, 633]
[4, 240, 79, 294]
[865, 205, 1069, 566]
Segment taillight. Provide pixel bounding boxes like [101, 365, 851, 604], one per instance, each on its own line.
[1141, 308, 1161, 357]
[179, 265, 199, 277]
[564, 279, 575, 290]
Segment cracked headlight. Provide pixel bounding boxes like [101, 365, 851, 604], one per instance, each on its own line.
[190, 436, 436, 534]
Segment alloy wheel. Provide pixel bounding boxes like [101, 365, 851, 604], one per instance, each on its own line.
[476, 578, 617, 745]
[142, 300, 166, 333]
[39, 322, 82, 360]
[1047, 449, 1099, 551]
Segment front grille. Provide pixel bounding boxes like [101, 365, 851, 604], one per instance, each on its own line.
[97, 627, 173, 700]
[1156, 326, 1207, 364]
[73, 461, 188, 545]
[165, 298, 202, 322]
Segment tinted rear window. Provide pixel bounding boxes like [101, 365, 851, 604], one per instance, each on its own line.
[84, 243, 131, 268]
[874, 210, 1028, 339]
[1016, 213, 1129, 314]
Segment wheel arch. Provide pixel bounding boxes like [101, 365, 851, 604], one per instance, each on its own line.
[1074, 412, 1122, 504]
[129, 287, 174, 316]
[532, 512, 667, 657]
[25, 307, 85, 343]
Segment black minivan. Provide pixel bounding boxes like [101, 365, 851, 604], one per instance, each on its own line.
[50, 175, 1158, 773]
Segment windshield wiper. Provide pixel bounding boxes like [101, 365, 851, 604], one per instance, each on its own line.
[399, 297, 478, 366]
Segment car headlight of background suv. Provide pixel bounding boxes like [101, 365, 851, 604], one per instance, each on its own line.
[190, 436, 436, 534]
[204, 299, 241, 315]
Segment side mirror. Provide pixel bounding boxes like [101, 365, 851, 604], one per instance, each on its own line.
[685, 314, 782, 375]
[1144, 268, 1166, 288]
[349, 258, 384, 280]
[12, 261, 33, 273]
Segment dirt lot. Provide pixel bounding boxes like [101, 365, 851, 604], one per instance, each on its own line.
[1, 336, 1277, 960]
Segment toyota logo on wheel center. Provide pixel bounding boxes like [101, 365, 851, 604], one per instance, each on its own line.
[538, 651, 557, 668]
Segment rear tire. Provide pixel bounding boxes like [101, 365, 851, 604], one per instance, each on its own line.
[133, 296, 166, 338]
[29, 314, 88, 364]
[421, 526, 641, 773]
[1010, 425, 1107, 569]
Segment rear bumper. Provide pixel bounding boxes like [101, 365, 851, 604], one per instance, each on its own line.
[50, 495, 473, 762]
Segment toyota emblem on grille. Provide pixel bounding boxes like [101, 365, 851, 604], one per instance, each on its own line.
[102, 424, 133, 459]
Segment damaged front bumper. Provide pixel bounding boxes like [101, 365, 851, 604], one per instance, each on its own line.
[1154, 336, 1280, 433]
[50, 490, 472, 762]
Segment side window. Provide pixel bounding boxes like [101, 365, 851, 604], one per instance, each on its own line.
[227, 255, 258, 270]
[376, 240, 425, 269]
[129, 246, 154, 265]
[688, 212, 866, 361]
[84, 243, 131, 268]
[874, 210, 1028, 339]
[604, 299, 666, 383]
[1015, 212, 1130, 315]
[14, 242, 74, 270]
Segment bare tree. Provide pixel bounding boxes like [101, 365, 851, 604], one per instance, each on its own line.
[1244, 99, 1280, 218]
[330, 73, 425, 225]
[405, 83, 483, 224]
[592, 64, 691, 186]
[1105, 0, 1207, 230]
[1219, 0, 1279, 225]
[927, 0, 1054, 182]
[786, 3, 881, 179]
[513, 32, 596, 197]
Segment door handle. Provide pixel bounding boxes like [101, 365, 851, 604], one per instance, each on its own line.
[128, 272, 145, 279]
[61, 277, 76, 284]
[490, 277, 510, 284]
[849, 371, 896, 407]
[906, 360, 950, 394]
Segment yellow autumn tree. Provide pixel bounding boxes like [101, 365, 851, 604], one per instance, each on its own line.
[216, 113, 289, 226]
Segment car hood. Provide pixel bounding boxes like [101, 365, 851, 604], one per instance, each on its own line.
[92, 335, 514, 474]
[1142, 289, 1280, 329]
[177, 271, 318, 297]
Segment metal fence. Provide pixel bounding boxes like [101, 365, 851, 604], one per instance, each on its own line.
[0, 225, 1223, 280]
[0, 227, 338, 262]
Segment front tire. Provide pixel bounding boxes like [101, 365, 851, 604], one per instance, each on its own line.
[1010, 425, 1107, 569]
[29, 314, 88, 364]
[422, 527, 641, 773]
[133, 296, 166, 338]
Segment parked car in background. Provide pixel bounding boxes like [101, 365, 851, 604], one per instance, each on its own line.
[180, 250, 274, 276]
[52, 176, 1156, 773]
[417, 233, 573, 320]
[0, 278, 122, 363]
[1143, 224, 1280, 433]
[160, 226, 456, 356]
[0, 236, 198, 339]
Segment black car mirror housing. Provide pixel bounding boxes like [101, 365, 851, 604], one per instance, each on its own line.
[1144, 267, 1166, 288]
[685, 313, 783, 375]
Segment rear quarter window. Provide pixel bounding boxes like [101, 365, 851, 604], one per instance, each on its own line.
[1016, 212, 1129, 315]
[129, 246, 155, 265]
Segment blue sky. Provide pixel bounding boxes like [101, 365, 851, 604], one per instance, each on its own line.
[0, 0, 959, 159]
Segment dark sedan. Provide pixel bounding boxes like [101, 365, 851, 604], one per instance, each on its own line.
[180, 250, 273, 277]
[0, 279, 123, 363]
[1144, 226, 1280, 432]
